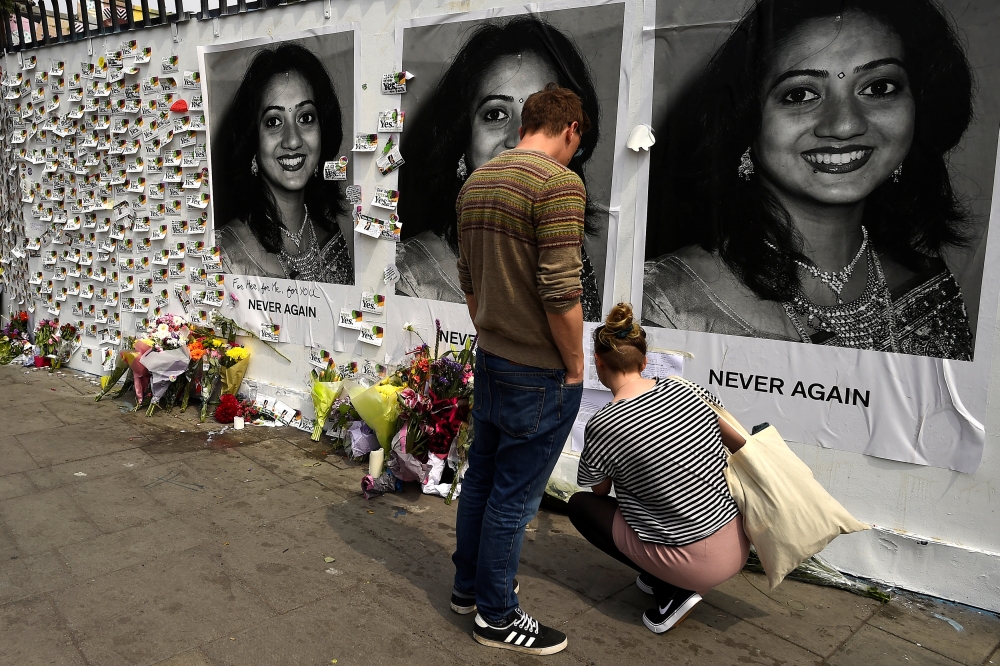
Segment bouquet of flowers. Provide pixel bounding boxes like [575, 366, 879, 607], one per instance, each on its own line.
[1, 311, 33, 365]
[219, 345, 250, 396]
[144, 313, 191, 351]
[52, 323, 78, 369]
[310, 362, 344, 441]
[199, 336, 226, 422]
[395, 322, 476, 460]
[135, 314, 193, 415]
[34, 319, 60, 366]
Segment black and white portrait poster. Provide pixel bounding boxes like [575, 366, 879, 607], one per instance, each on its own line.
[633, 0, 1000, 472]
[200, 25, 358, 289]
[393, 0, 634, 322]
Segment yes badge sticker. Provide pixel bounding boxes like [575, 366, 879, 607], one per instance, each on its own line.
[377, 109, 404, 133]
[352, 134, 378, 152]
[361, 292, 385, 314]
[380, 71, 413, 95]
[371, 187, 399, 210]
[308, 348, 333, 370]
[358, 324, 384, 347]
[338, 308, 362, 330]
[323, 156, 348, 181]
[260, 322, 280, 343]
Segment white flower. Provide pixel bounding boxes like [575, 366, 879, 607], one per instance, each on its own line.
[157, 323, 170, 334]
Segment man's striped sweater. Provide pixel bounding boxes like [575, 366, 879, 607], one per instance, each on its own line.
[456, 149, 586, 369]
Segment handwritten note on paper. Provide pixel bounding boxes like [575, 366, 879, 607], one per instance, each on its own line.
[570, 389, 613, 453]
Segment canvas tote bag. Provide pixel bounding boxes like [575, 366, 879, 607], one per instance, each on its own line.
[668, 376, 869, 589]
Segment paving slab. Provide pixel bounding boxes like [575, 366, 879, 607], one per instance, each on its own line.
[206, 503, 412, 613]
[0, 436, 40, 476]
[58, 515, 205, 580]
[0, 519, 19, 559]
[53, 543, 276, 666]
[0, 400, 66, 436]
[0, 596, 86, 665]
[15, 420, 147, 467]
[869, 592, 1000, 666]
[19, 548, 76, 595]
[0, 555, 35, 605]
[130, 450, 288, 514]
[827, 625, 964, 665]
[153, 649, 217, 666]
[0, 471, 36, 501]
[237, 437, 339, 484]
[703, 569, 880, 658]
[0, 487, 102, 555]
[65, 470, 171, 533]
[25, 447, 161, 492]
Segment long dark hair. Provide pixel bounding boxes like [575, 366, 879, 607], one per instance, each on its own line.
[646, 0, 974, 302]
[215, 42, 348, 254]
[398, 15, 601, 248]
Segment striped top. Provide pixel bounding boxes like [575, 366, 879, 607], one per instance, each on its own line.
[456, 149, 586, 369]
[577, 378, 740, 546]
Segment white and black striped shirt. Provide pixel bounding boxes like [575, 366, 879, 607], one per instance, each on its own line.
[577, 378, 739, 546]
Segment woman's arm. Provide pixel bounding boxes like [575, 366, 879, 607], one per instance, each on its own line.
[591, 478, 613, 496]
[719, 417, 746, 453]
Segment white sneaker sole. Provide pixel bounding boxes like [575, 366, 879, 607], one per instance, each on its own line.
[643, 594, 702, 634]
[473, 633, 568, 655]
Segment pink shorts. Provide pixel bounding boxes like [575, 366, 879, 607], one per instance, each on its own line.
[612, 509, 750, 595]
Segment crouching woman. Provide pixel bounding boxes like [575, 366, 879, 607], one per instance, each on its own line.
[568, 303, 749, 634]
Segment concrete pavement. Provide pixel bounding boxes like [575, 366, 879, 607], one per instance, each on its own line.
[0, 363, 998, 665]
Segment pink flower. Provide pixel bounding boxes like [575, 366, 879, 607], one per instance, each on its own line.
[400, 388, 419, 410]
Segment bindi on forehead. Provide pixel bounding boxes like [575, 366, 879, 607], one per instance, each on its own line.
[262, 71, 314, 112]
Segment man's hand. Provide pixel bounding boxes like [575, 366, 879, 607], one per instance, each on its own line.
[546, 302, 584, 384]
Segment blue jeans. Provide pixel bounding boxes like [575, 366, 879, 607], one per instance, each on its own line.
[453, 349, 583, 623]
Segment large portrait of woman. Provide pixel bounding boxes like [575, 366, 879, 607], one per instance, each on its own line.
[396, 6, 628, 321]
[641, 0, 1000, 361]
[201, 27, 356, 285]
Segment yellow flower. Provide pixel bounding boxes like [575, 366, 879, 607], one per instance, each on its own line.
[225, 347, 249, 361]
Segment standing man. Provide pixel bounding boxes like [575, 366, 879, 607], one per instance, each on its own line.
[451, 83, 589, 655]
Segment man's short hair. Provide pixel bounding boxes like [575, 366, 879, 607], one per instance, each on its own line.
[521, 83, 592, 138]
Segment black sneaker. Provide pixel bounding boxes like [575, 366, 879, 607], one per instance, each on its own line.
[642, 589, 702, 634]
[636, 573, 656, 595]
[450, 579, 519, 615]
[473, 608, 567, 655]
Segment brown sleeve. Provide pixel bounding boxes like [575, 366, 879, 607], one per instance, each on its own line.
[455, 188, 474, 295]
[534, 170, 585, 312]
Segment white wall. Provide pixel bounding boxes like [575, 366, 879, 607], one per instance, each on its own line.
[4, 0, 999, 612]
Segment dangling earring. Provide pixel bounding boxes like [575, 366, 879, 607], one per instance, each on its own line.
[738, 147, 754, 181]
[456, 154, 468, 181]
[250, 155, 258, 177]
[892, 163, 902, 183]
[313, 165, 319, 178]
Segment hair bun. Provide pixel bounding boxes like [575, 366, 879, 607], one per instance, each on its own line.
[605, 302, 635, 333]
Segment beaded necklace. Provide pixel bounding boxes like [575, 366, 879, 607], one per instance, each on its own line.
[782, 249, 899, 352]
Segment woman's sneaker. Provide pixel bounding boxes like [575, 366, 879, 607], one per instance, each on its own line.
[642, 589, 702, 634]
[450, 579, 519, 615]
[636, 573, 656, 594]
[473, 608, 568, 655]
